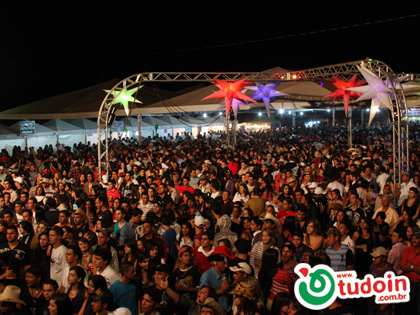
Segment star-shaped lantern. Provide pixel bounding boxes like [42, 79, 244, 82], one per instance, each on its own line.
[219, 97, 255, 120]
[247, 82, 287, 117]
[202, 79, 256, 120]
[104, 83, 143, 116]
[322, 75, 366, 117]
[347, 65, 393, 126]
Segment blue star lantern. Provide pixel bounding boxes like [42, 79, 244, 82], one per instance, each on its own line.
[247, 82, 287, 117]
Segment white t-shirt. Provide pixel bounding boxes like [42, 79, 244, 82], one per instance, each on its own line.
[50, 244, 68, 287]
[98, 265, 120, 289]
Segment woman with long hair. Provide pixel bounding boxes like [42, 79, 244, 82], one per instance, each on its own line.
[270, 292, 292, 315]
[303, 219, 324, 256]
[67, 266, 88, 315]
[19, 221, 36, 249]
[84, 275, 107, 315]
[78, 237, 93, 275]
[147, 187, 156, 204]
[240, 217, 253, 242]
[231, 282, 261, 315]
[35, 185, 47, 205]
[233, 183, 250, 206]
[258, 248, 293, 311]
[287, 296, 309, 315]
[62, 226, 76, 248]
[260, 178, 274, 202]
[394, 209, 412, 236]
[121, 239, 138, 265]
[401, 187, 420, 221]
[327, 189, 343, 214]
[352, 216, 375, 278]
[250, 228, 281, 277]
[112, 208, 126, 242]
[280, 184, 295, 203]
[48, 293, 73, 315]
[175, 220, 194, 250]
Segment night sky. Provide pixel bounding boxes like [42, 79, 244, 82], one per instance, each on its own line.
[1, 2, 419, 111]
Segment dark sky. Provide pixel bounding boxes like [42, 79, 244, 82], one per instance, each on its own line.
[1, 2, 419, 110]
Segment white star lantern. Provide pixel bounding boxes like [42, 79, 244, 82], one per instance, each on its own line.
[104, 83, 143, 116]
[346, 65, 392, 126]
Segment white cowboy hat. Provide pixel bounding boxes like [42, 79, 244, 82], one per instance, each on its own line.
[0, 285, 26, 305]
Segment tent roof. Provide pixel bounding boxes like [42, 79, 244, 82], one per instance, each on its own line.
[0, 123, 18, 138]
[8, 121, 55, 136]
[65, 118, 99, 130]
[117, 116, 153, 128]
[0, 79, 177, 120]
[43, 119, 86, 134]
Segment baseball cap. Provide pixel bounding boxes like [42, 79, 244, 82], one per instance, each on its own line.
[14, 177, 23, 184]
[370, 247, 388, 258]
[314, 187, 324, 195]
[229, 262, 252, 275]
[91, 288, 114, 306]
[194, 215, 205, 228]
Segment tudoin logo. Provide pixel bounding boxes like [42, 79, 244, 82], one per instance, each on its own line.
[294, 263, 411, 310]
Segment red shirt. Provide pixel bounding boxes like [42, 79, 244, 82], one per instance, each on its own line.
[193, 247, 215, 274]
[401, 246, 420, 282]
[277, 210, 297, 225]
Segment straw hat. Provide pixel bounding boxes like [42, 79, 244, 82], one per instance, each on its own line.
[0, 285, 26, 305]
[229, 281, 256, 302]
[261, 213, 281, 229]
[198, 297, 224, 315]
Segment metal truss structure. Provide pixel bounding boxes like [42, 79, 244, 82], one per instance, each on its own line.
[97, 58, 410, 188]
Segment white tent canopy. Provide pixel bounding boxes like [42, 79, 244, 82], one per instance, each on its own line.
[7, 121, 56, 151]
[43, 119, 86, 148]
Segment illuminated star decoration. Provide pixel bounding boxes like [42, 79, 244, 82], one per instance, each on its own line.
[202, 79, 256, 120]
[104, 84, 143, 116]
[219, 95, 255, 120]
[346, 65, 392, 126]
[322, 75, 366, 117]
[247, 82, 287, 117]
[385, 76, 420, 99]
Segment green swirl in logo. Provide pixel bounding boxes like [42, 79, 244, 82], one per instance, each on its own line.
[298, 269, 335, 306]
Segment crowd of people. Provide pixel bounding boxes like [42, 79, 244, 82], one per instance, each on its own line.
[1, 122, 420, 315]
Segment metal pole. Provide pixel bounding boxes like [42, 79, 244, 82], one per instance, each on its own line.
[332, 109, 336, 126]
[361, 109, 364, 127]
[137, 114, 142, 144]
[348, 107, 352, 148]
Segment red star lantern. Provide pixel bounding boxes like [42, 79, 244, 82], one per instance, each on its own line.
[202, 78, 256, 120]
[322, 75, 366, 117]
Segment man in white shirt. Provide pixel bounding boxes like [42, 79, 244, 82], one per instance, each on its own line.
[372, 195, 400, 231]
[49, 227, 68, 288]
[93, 247, 119, 289]
[376, 167, 390, 194]
[398, 173, 417, 207]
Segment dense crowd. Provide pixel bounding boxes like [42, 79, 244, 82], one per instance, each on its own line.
[1, 123, 420, 315]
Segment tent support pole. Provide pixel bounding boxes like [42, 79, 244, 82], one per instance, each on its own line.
[137, 114, 142, 144]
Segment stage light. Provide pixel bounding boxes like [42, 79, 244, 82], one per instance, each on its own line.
[258, 112, 262, 117]
[279, 109, 284, 114]
[203, 113, 208, 118]
[300, 112, 304, 116]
